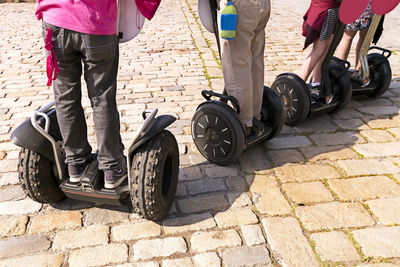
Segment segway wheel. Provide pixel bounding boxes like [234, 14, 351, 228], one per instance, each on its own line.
[261, 86, 285, 139]
[192, 102, 245, 166]
[130, 130, 179, 221]
[18, 148, 65, 203]
[329, 66, 352, 113]
[366, 53, 392, 98]
[272, 74, 310, 126]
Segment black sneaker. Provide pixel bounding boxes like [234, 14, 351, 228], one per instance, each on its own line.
[247, 119, 266, 139]
[68, 164, 88, 183]
[104, 168, 127, 189]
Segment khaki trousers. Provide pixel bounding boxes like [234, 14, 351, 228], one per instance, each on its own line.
[221, 0, 271, 127]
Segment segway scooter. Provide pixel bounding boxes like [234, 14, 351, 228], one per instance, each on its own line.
[331, 14, 392, 98]
[11, 102, 179, 221]
[271, 16, 352, 125]
[192, 0, 284, 165]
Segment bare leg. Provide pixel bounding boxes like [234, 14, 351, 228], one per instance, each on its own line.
[335, 30, 357, 61]
[310, 35, 334, 83]
[355, 30, 368, 70]
[298, 37, 332, 82]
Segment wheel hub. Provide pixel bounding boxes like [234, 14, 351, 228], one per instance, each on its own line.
[206, 127, 220, 144]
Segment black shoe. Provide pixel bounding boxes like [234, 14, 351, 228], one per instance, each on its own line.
[68, 164, 88, 183]
[104, 168, 127, 189]
[68, 154, 95, 183]
[247, 119, 266, 139]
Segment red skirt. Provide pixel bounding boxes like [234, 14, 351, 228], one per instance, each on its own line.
[302, 0, 341, 49]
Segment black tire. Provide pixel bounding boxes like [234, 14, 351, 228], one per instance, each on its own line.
[130, 130, 179, 221]
[191, 102, 245, 165]
[18, 148, 65, 203]
[366, 53, 392, 98]
[272, 74, 310, 126]
[261, 86, 285, 139]
[329, 66, 352, 113]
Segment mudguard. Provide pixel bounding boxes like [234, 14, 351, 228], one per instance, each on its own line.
[129, 115, 176, 155]
[10, 109, 62, 163]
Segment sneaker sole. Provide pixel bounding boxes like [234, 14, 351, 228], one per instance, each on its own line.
[104, 176, 127, 189]
[69, 176, 81, 183]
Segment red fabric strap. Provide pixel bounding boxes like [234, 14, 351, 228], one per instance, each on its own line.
[44, 28, 60, 86]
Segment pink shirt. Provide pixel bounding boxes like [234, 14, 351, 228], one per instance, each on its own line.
[35, 0, 118, 35]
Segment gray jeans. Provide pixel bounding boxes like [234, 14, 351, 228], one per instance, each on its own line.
[42, 21, 125, 171]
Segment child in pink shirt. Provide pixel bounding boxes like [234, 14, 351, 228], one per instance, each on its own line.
[36, 0, 127, 189]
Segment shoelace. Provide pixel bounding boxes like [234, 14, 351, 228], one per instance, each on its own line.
[44, 28, 60, 86]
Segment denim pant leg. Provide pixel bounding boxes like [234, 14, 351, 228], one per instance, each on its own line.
[81, 34, 125, 171]
[42, 21, 93, 166]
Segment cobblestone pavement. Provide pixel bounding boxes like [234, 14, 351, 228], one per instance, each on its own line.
[1, 0, 400, 266]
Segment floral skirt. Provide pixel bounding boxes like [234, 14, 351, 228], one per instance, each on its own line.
[346, 1, 373, 31]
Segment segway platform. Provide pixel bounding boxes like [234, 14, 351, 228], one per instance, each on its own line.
[60, 159, 130, 206]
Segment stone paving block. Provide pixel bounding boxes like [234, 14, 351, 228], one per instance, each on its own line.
[266, 149, 304, 166]
[361, 130, 397, 143]
[0, 253, 63, 267]
[186, 178, 226, 195]
[353, 142, 400, 158]
[309, 132, 365, 146]
[192, 252, 221, 267]
[190, 229, 242, 252]
[293, 116, 338, 133]
[388, 127, 400, 138]
[239, 146, 272, 173]
[204, 166, 238, 178]
[162, 213, 216, 235]
[240, 225, 266, 246]
[296, 202, 375, 231]
[355, 264, 399, 267]
[52, 225, 109, 251]
[110, 262, 159, 267]
[179, 166, 204, 181]
[69, 243, 128, 267]
[352, 227, 400, 258]
[310, 231, 360, 262]
[367, 118, 400, 129]
[275, 164, 341, 183]
[111, 221, 161, 241]
[248, 175, 291, 215]
[227, 192, 253, 208]
[0, 185, 26, 202]
[225, 176, 248, 192]
[336, 159, 400, 176]
[357, 106, 399, 116]
[133, 237, 187, 260]
[333, 118, 369, 131]
[0, 159, 18, 172]
[282, 181, 334, 203]
[162, 258, 194, 267]
[84, 208, 129, 226]
[221, 246, 271, 267]
[262, 217, 318, 267]
[214, 207, 258, 228]
[0, 198, 42, 215]
[328, 176, 400, 201]
[367, 197, 400, 225]
[0, 235, 50, 258]
[332, 109, 364, 120]
[29, 211, 82, 234]
[300, 145, 359, 161]
[177, 193, 229, 214]
[265, 136, 312, 150]
[0, 215, 27, 239]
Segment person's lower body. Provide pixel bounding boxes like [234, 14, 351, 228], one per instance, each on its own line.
[221, 0, 270, 137]
[41, 21, 126, 189]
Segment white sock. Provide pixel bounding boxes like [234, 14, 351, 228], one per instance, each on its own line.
[311, 82, 321, 87]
